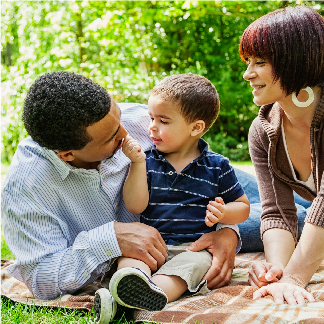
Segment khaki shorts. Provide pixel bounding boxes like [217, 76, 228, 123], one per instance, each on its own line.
[101, 243, 212, 295]
[154, 242, 212, 295]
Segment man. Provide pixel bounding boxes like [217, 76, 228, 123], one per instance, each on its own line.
[2, 71, 242, 300]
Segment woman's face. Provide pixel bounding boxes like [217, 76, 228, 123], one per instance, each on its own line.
[243, 57, 287, 106]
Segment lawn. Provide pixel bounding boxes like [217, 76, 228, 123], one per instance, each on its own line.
[1, 161, 254, 323]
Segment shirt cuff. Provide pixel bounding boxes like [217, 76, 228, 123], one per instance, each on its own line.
[216, 223, 242, 254]
[88, 222, 122, 263]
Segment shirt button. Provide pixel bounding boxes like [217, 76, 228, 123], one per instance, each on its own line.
[83, 272, 88, 278]
[106, 250, 111, 256]
[168, 171, 173, 175]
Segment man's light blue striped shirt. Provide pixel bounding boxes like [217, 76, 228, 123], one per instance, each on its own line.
[1, 103, 153, 300]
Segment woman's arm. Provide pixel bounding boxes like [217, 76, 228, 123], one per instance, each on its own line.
[122, 135, 149, 214]
[283, 222, 324, 286]
[253, 223, 323, 304]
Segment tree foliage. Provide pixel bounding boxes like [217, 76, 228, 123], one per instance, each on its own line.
[2, 1, 323, 163]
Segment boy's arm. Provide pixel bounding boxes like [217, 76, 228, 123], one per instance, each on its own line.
[205, 193, 250, 226]
[122, 135, 149, 214]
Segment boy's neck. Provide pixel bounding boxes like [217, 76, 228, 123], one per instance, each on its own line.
[164, 138, 201, 174]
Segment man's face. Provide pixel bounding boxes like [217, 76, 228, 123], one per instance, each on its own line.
[69, 99, 128, 168]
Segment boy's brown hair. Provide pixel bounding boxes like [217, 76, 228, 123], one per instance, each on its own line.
[151, 73, 220, 133]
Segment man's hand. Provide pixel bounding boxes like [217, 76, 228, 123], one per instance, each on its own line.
[205, 197, 226, 227]
[248, 261, 283, 288]
[186, 228, 237, 289]
[122, 135, 146, 163]
[114, 222, 168, 271]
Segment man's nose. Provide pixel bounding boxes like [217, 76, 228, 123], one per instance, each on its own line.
[118, 125, 128, 139]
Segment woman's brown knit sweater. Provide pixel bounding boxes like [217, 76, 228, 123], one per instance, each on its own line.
[248, 84, 324, 242]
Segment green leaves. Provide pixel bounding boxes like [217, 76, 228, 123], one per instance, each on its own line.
[1, 1, 323, 163]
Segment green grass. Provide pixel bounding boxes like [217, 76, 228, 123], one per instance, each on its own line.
[1, 296, 97, 324]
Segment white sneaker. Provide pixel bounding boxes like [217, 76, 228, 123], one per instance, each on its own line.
[109, 267, 168, 311]
[94, 288, 117, 324]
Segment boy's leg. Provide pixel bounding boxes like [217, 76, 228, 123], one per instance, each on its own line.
[117, 256, 151, 275]
[109, 258, 168, 311]
[153, 244, 212, 301]
[151, 274, 187, 302]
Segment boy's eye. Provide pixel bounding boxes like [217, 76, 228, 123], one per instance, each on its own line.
[160, 120, 168, 124]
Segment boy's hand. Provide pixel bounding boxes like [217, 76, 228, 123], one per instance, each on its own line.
[205, 197, 226, 227]
[122, 135, 146, 163]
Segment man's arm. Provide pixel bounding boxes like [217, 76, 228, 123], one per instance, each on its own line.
[2, 196, 120, 300]
[2, 176, 167, 300]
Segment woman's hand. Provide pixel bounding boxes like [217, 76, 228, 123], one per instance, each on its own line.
[205, 197, 226, 227]
[253, 279, 315, 305]
[248, 261, 283, 287]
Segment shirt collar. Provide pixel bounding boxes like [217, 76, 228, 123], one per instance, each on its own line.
[151, 138, 209, 160]
[43, 148, 74, 180]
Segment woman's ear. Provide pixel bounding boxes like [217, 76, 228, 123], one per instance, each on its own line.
[57, 150, 75, 162]
[191, 120, 205, 136]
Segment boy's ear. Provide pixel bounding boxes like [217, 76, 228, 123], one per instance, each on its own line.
[57, 150, 75, 162]
[191, 120, 205, 136]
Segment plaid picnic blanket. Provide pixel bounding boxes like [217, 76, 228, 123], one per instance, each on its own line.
[2, 253, 324, 323]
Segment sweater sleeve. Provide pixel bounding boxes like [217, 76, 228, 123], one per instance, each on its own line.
[305, 170, 324, 228]
[249, 118, 299, 241]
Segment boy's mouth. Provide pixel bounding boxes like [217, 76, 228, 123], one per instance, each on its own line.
[151, 136, 162, 144]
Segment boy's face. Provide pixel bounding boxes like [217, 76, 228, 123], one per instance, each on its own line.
[148, 95, 196, 154]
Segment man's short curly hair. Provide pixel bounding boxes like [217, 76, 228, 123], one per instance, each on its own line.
[150, 73, 220, 133]
[23, 71, 111, 151]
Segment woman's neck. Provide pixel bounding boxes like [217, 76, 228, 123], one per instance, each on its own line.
[279, 86, 322, 130]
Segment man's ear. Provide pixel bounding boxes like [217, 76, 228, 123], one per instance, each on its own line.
[191, 120, 205, 136]
[57, 150, 75, 162]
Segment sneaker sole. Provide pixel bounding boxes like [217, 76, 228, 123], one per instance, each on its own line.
[109, 268, 167, 311]
[94, 288, 117, 324]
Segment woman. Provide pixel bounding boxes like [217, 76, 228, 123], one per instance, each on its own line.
[240, 5, 324, 305]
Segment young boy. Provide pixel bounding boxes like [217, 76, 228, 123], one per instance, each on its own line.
[94, 74, 249, 323]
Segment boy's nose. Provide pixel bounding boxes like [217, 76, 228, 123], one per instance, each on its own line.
[149, 122, 157, 132]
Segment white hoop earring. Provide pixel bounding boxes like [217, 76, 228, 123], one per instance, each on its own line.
[291, 87, 314, 107]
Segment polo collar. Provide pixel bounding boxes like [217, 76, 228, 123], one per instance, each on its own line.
[151, 138, 209, 160]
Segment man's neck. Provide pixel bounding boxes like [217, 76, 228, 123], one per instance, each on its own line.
[68, 159, 101, 170]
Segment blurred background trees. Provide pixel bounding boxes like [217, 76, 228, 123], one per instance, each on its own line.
[2, 1, 323, 163]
